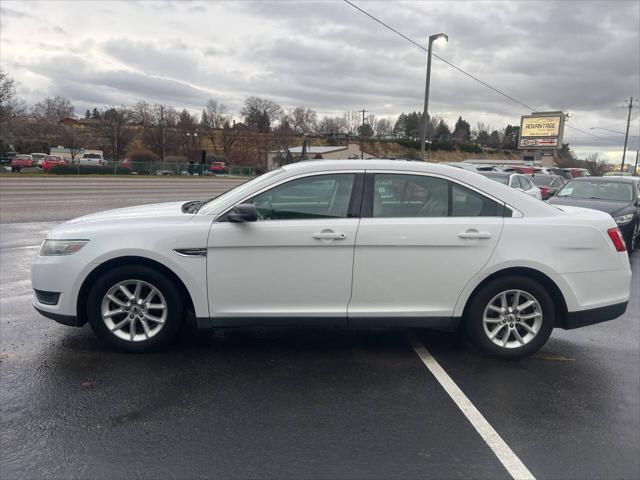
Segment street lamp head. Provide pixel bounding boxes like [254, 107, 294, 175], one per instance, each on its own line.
[429, 33, 448, 46]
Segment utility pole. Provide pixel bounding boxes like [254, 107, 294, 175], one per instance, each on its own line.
[633, 149, 639, 177]
[160, 105, 166, 169]
[360, 108, 368, 159]
[621, 97, 634, 173]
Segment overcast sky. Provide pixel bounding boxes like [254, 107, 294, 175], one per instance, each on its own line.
[1, 0, 639, 160]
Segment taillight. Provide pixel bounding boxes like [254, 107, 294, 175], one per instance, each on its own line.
[607, 227, 627, 252]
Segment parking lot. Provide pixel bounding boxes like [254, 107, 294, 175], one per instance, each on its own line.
[1, 177, 638, 479]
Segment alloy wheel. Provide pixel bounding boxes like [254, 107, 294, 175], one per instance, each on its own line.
[482, 289, 543, 349]
[100, 279, 168, 342]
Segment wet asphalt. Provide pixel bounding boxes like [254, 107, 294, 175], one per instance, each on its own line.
[0, 177, 638, 480]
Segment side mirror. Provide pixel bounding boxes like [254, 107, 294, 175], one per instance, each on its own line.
[227, 203, 258, 223]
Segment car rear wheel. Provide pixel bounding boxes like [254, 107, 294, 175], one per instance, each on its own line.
[86, 265, 183, 352]
[466, 276, 554, 359]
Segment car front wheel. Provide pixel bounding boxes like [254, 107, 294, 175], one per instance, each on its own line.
[86, 265, 184, 352]
[466, 276, 555, 359]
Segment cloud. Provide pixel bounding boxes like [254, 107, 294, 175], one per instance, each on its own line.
[0, 0, 638, 156]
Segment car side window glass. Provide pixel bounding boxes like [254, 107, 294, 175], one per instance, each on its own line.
[517, 176, 527, 189]
[373, 174, 448, 218]
[509, 176, 518, 188]
[451, 183, 503, 217]
[250, 174, 355, 220]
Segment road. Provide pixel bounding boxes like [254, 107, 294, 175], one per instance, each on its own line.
[0, 176, 247, 223]
[1, 177, 638, 479]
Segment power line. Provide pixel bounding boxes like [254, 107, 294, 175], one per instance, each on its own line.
[343, 0, 537, 112]
[342, 0, 627, 147]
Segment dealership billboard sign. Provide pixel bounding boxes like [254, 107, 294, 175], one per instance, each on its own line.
[518, 112, 565, 150]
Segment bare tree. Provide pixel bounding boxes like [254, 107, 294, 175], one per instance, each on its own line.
[584, 152, 611, 176]
[317, 116, 348, 135]
[375, 118, 393, 138]
[0, 70, 26, 123]
[31, 96, 74, 123]
[203, 99, 230, 129]
[102, 107, 132, 161]
[284, 106, 317, 134]
[240, 96, 282, 132]
[343, 110, 362, 135]
[130, 101, 154, 126]
[56, 126, 85, 161]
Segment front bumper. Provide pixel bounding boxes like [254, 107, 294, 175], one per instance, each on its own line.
[34, 306, 83, 327]
[618, 221, 636, 243]
[561, 301, 628, 330]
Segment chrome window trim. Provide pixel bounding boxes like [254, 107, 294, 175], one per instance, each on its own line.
[214, 170, 365, 222]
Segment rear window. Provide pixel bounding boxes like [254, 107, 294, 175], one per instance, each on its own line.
[482, 173, 510, 185]
[530, 176, 554, 186]
[83, 153, 101, 159]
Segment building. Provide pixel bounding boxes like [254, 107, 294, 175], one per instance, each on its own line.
[267, 143, 378, 170]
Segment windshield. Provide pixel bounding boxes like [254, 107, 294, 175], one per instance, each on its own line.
[83, 153, 101, 158]
[198, 169, 283, 214]
[556, 181, 633, 202]
[482, 173, 510, 185]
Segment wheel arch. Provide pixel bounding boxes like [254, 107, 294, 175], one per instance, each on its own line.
[76, 256, 196, 326]
[460, 267, 568, 328]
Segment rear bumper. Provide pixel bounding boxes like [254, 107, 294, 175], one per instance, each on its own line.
[561, 301, 628, 330]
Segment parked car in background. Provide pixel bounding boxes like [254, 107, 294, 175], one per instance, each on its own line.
[501, 165, 535, 174]
[525, 174, 566, 200]
[10, 154, 35, 172]
[31, 153, 47, 167]
[32, 160, 632, 359]
[479, 172, 542, 200]
[549, 167, 574, 180]
[548, 176, 640, 252]
[77, 152, 104, 166]
[208, 161, 230, 174]
[443, 162, 498, 172]
[41, 155, 67, 171]
[561, 167, 590, 178]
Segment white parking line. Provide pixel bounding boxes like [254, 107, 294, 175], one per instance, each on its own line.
[406, 331, 535, 480]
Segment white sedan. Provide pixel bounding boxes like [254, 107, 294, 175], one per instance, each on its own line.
[32, 160, 632, 358]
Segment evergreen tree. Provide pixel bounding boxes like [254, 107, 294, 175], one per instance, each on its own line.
[435, 119, 451, 141]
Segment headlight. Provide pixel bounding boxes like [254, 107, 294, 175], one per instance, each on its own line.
[39, 239, 89, 256]
[614, 213, 634, 225]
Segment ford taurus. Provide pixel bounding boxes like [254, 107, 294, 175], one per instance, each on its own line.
[32, 160, 632, 358]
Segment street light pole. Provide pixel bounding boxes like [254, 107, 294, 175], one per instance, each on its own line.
[621, 97, 634, 173]
[420, 32, 448, 161]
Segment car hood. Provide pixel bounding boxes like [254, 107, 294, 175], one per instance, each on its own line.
[548, 197, 631, 216]
[63, 201, 189, 225]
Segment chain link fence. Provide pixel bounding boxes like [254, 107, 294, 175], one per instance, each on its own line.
[3, 161, 259, 177]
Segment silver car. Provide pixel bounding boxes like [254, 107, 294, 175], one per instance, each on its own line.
[479, 172, 542, 200]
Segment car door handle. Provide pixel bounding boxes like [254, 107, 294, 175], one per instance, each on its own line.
[459, 229, 492, 239]
[313, 231, 346, 240]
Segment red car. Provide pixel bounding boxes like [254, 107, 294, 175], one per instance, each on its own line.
[41, 155, 67, 171]
[208, 161, 229, 174]
[502, 165, 535, 174]
[10, 154, 35, 172]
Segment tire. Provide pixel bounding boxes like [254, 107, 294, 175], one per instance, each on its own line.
[625, 222, 637, 253]
[465, 275, 555, 360]
[86, 265, 184, 352]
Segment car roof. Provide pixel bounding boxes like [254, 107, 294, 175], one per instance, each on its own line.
[569, 176, 637, 184]
[479, 171, 512, 177]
